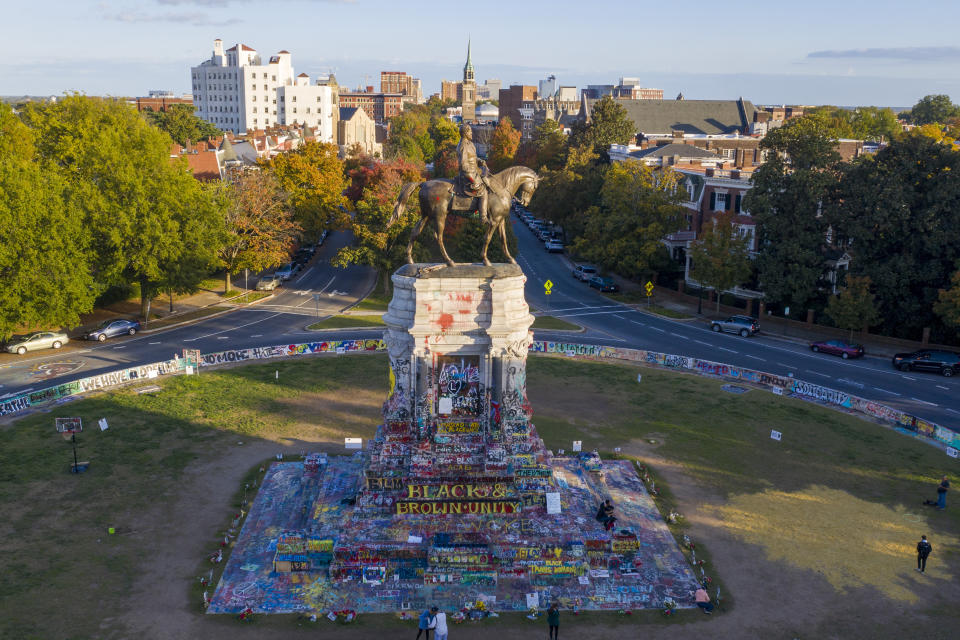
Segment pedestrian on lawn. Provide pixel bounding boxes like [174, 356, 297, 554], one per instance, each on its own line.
[547, 602, 560, 639]
[916, 535, 932, 573]
[433, 608, 448, 640]
[937, 475, 949, 510]
[694, 587, 714, 614]
[416, 607, 437, 640]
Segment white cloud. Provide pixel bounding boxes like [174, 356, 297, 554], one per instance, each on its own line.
[807, 47, 960, 62]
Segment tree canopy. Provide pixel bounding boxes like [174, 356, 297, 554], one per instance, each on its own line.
[824, 275, 880, 339]
[569, 96, 634, 154]
[488, 116, 522, 172]
[572, 161, 683, 281]
[531, 118, 567, 170]
[900, 94, 960, 125]
[745, 117, 840, 315]
[20, 95, 225, 319]
[142, 103, 221, 146]
[265, 140, 348, 237]
[689, 210, 753, 311]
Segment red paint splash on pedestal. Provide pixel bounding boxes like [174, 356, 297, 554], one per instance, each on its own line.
[436, 313, 454, 331]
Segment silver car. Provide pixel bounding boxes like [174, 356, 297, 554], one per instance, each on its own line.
[6, 331, 70, 355]
[710, 315, 760, 337]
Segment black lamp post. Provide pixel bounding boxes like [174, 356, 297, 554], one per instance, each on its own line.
[697, 285, 703, 315]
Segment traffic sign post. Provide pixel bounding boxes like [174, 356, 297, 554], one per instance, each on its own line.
[645, 281, 654, 308]
[544, 279, 553, 295]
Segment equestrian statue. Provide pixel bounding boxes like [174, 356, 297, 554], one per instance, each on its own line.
[387, 124, 539, 267]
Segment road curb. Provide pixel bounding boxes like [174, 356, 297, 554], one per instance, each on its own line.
[139, 293, 275, 335]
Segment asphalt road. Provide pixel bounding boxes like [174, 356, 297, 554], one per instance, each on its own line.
[0, 230, 374, 400]
[2, 219, 957, 431]
[510, 212, 959, 430]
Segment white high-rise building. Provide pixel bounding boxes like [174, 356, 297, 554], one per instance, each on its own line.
[191, 39, 335, 138]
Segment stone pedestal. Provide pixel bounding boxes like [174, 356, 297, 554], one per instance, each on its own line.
[374, 263, 541, 482]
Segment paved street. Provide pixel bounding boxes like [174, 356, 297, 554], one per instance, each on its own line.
[2, 220, 957, 430]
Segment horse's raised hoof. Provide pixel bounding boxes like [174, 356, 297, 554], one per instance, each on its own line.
[482, 258, 492, 267]
[445, 260, 455, 267]
[508, 257, 518, 265]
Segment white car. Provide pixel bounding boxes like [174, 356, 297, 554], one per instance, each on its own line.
[256, 275, 280, 291]
[5, 331, 69, 355]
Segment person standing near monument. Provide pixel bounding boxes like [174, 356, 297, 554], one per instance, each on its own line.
[547, 602, 560, 639]
[456, 124, 490, 225]
[416, 607, 437, 640]
[433, 608, 448, 640]
[936, 475, 949, 510]
[916, 534, 932, 573]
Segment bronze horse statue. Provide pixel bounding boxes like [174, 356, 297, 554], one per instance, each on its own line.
[387, 166, 539, 266]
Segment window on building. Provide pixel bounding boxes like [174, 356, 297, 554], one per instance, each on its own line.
[262, 73, 267, 79]
[714, 192, 728, 211]
[251, 72, 256, 79]
[252, 96, 256, 101]
[293, 108, 297, 114]
[253, 107, 257, 113]
[316, 96, 321, 102]
[685, 180, 695, 202]
[272, 75, 276, 81]
[306, 107, 311, 113]
[292, 96, 297, 102]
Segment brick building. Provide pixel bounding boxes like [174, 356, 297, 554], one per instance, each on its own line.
[338, 89, 405, 125]
[498, 85, 537, 139]
[380, 71, 423, 103]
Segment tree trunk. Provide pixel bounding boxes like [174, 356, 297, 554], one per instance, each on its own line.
[224, 271, 232, 293]
[140, 277, 152, 323]
[379, 269, 392, 298]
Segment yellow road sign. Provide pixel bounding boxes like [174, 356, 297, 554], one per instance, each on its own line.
[645, 281, 654, 293]
[544, 280, 554, 295]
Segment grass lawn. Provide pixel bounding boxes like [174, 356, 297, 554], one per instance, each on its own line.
[307, 315, 386, 330]
[350, 276, 391, 312]
[143, 305, 229, 330]
[0, 355, 956, 639]
[228, 291, 271, 305]
[531, 315, 582, 331]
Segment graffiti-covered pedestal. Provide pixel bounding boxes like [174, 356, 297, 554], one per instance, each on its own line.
[209, 264, 700, 615]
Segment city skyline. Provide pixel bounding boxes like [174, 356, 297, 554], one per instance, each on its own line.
[3, 0, 959, 106]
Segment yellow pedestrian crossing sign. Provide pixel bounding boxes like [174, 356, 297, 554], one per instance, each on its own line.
[645, 281, 654, 297]
[544, 280, 554, 295]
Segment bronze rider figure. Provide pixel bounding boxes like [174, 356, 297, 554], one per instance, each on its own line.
[456, 124, 492, 225]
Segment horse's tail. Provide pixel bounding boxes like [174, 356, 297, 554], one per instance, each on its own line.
[388, 182, 422, 228]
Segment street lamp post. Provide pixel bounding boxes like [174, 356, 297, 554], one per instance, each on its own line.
[697, 285, 703, 315]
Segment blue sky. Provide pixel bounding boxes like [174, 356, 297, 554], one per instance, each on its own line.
[3, 0, 959, 107]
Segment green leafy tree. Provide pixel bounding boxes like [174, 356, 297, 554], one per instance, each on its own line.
[20, 95, 225, 320]
[934, 269, 960, 329]
[385, 106, 434, 163]
[745, 117, 840, 315]
[569, 95, 634, 154]
[532, 118, 567, 170]
[218, 171, 301, 291]
[828, 134, 960, 340]
[0, 104, 96, 338]
[333, 159, 426, 295]
[488, 116, 522, 172]
[824, 275, 880, 340]
[265, 140, 348, 237]
[143, 103, 221, 146]
[428, 116, 460, 152]
[902, 94, 960, 125]
[572, 161, 684, 281]
[689, 210, 753, 312]
[528, 144, 606, 240]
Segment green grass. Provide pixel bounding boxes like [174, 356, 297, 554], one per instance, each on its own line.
[531, 315, 582, 331]
[1, 354, 957, 638]
[307, 315, 386, 330]
[350, 276, 391, 312]
[143, 304, 229, 329]
[605, 291, 691, 318]
[228, 291, 271, 305]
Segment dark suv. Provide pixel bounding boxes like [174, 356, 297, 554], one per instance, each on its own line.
[892, 350, 960, 377]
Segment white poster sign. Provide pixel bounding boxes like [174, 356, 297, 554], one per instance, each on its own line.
[772, 387, 783, 396]
[525, 592, 539, 609]
[438, 397, 453, 415]
[545, 492, 561, 514]
[770, 429, 782, 441]
[947, 447, 958, 459]
[345, 437, 363, 449]
[98, 418, 108, 431]
[185, 366, 194, 375]
[572, 440, 582, 452]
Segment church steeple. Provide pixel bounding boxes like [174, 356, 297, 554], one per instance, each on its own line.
[463, 38, 475, 83]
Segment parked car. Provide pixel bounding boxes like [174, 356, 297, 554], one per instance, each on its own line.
[891, 350, 960, 377]
[86, 318, 141, 342]
[256, 275, 280, 291]
[589, 276, 620, 292]
[810, 339, 864, 359]
[710, 315, 760, 337]
[538, 228, 553, 242]
[572, 264, 598, 281]
[545, 240, 565, 253]
[275, 262, 294, 281]
[5, 331, 69, 355]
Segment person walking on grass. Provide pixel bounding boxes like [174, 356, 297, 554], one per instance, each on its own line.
[416, 607, 437, 640]
[547, 602, 560, 639]
[916, 535, 932, 573]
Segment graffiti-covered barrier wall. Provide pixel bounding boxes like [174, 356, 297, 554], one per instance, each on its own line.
[3, 337, 957, 454]
[528, 340, 960, 451]
[0, 339, 387, 418]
